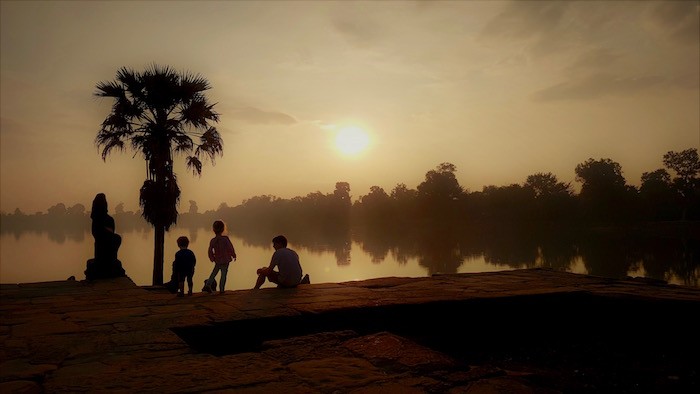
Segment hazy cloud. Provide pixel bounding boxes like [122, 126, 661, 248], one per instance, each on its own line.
[477, 2, 656, 59]
[477, 1, 589, 58]
[566, 48, 620, 73]
[331, 10, 383, 48]
[533, 73, 668, 101]
[479, 2, 569, 40]
[648, 1, 700, 45]
[229, 107, 297, 125]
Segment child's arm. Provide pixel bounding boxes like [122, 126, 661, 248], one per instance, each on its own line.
[229, 239, 236, 261]
[208, 238, 216, 262]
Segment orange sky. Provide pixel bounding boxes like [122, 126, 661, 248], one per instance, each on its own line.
[1, 0, 699, 214]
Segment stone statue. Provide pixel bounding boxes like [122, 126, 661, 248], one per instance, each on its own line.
[85, 193, 126, 280]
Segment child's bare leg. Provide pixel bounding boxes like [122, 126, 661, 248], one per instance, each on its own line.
[254, 274, 266, 289]
[178, 281, 185, 297]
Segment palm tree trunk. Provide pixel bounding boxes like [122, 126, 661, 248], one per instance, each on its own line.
[153, 224, 165, 285]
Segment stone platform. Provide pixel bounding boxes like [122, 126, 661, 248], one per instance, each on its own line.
[1, 268, 699, 393]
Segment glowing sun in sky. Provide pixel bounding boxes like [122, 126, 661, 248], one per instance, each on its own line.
[335, 126, 370, 156]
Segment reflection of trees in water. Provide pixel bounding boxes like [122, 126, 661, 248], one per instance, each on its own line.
[334, 240, 352, 266]
[675, 238, 700, 287]
[573, 228, 700, 287]
[631, 236, 699, 287]
[416, 229, 463, 275]
[477, 228, 540, 269]
[455, 225, 580, 272]
[538, 233, 580, 271]
[576, 232, 637, 279]
[357, 227, 393, 264]
[3, 208, 698, 286]
[354, 224, 464, 275]
[227, 220, 352, 266]
[2, 214, 89, 245]
[352, 223, 699, 286]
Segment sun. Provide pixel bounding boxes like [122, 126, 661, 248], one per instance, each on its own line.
[335, 126, 370, 156]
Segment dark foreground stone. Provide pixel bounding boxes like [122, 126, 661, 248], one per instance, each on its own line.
[1, 269, 699, 393]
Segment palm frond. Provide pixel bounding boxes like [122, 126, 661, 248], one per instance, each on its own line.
[186, 156, 203, 176]
[180, 99, 219, 127]
[95, 135, 126, 161]
[101, 113, 129, 130]
[94, 81, 124, 98]
[141, 65, 181, 112]
[195, 126, 224, 163]
[116, 67, 143, 99]
[180, 72, 211, 96]
[173, 134, 194, 153]
[131, 134, 155, 161]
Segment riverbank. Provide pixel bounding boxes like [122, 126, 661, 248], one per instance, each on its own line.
[1, 268, 699, 392]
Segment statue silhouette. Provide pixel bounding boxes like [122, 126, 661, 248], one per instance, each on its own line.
[85, 193, 126, 280]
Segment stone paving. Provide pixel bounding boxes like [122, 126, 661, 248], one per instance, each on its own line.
[1, 268, 699, 393]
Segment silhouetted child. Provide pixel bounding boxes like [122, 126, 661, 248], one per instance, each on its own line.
[204, 220, 236, 294]
[173, 236, 196, 297]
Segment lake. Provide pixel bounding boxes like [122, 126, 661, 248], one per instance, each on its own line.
[1, 225, 698, 289]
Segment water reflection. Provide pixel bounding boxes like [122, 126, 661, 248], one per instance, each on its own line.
[351, 224, 699, 287]
[1, 224, 698, 288]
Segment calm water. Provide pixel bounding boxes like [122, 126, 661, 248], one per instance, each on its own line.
[1, 227, 698, 289]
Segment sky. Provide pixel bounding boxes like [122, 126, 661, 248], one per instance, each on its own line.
[1, 0, 699, 214]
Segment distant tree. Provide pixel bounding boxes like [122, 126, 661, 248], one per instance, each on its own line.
[391, 183, 417, 201]
[47, 203, 67, 216]
[524, 172, 572, 198]
[95, 64, 223, 285]
[356, 186, 392, 227]
[575, 158, 636, 222]
[641, 169, 671, 185]
[66, 204, 86, 216]
[188, 200, 199, 215]
[416, 163, 464, 224]
[390, 183, 419, 226]
[663, 148, 700, 184]
[481, 184, 535, 222]
[361, 186, 390, 204]
[663, 148, 700, 220]
[333, 182, 351, 206]
[331, 181, 352, 227]
[215, 202, 233, 220]
[575, 158, 626, 193]
[639, 169, 679, 220]
[416, 163, 464, 227]
[524, 172, 575, 221]
[417, 163, 463, 200]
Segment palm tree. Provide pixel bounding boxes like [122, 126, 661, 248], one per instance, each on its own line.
[95, 64, 223, 285]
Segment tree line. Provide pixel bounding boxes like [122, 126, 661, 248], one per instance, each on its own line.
[353, 148, 699, 232]
[3, 147, 698, 237]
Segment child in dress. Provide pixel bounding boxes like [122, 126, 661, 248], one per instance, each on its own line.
[204, 220, 236, 294]
[173, 236, 196, 297]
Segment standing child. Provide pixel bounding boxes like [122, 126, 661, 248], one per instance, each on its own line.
[173, 236, 196, 297]
[204, 220, 236, 294]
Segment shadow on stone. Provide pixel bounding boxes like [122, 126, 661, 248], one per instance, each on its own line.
[171, 292, 699, 392]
